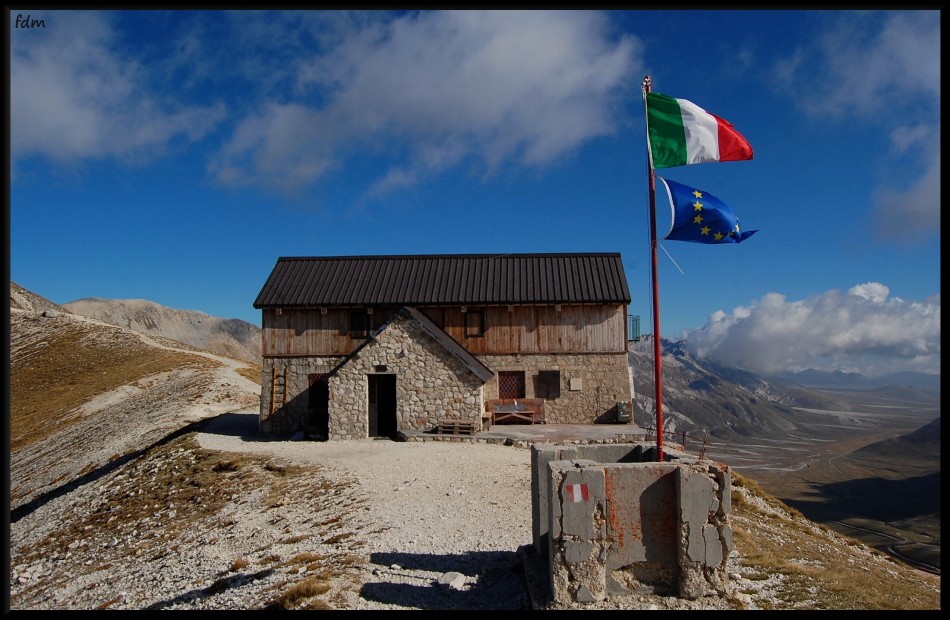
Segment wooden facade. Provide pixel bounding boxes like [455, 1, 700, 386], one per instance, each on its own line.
[261, 304, 628, 358]
[254, 254, 635, 438]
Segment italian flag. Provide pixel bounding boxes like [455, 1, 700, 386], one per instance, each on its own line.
[646, 92, 753, 168]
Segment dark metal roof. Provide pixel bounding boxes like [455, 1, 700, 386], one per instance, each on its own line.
[254, 253, 631, 308]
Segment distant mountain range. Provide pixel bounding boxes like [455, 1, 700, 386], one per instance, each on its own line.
[769, 367, 941, 390]
[61, 296, 262, 367]
[628, 335, 939, 442]
[11, 281, 263, 368]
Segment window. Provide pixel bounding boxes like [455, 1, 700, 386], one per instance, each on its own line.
[350, 311, 369, 338]
[535, 370, 561, 399]
[465, 309, 484, 338]
[498, 371, 526, 399]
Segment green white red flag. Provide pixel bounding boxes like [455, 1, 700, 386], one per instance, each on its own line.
[646, 91, 753, 168]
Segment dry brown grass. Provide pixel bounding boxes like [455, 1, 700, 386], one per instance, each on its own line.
[94, 594, 125, 610]
[267, 574, 334, 609]
[230, 557, 251, 572]
[9, 313, 218, 451]
[236, 364, 262, 384]
[280, 534, 312, 545]
[283, 552, 325, 566]
[730, 471, 941, 610]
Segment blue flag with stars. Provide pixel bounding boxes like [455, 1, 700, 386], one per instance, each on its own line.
[658, 177, 757, 244]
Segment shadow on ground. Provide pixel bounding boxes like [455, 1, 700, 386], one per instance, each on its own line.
[11, 410, 261, 524]
[358, 550, 532, 610]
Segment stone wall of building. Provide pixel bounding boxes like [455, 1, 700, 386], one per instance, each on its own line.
[329, 316, 486, 440]
[259, 313, 486, 439]
[259, 356, 337, 436]
[481, 353, 633, 424]
[259, 317, 635, 437]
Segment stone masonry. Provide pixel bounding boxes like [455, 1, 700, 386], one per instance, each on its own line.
[329, 315, 486, 440]
[480, 353, 633, 424]
[259, 312, 487, 439]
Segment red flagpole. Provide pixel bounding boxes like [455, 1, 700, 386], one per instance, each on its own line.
[642, 76, 664, 462]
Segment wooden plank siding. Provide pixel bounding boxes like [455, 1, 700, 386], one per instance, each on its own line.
[261, 304, 627, 357]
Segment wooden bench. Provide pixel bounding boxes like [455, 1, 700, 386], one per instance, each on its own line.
[437, 418, 479, 436]
[488, 398, 546, 425]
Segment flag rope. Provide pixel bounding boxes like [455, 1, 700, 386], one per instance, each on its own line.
[659, 243, 685, 275]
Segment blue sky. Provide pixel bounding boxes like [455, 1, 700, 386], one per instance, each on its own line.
[9, 9, 940, 378]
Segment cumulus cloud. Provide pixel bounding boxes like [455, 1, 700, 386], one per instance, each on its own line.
[771, 11, 940, 243]
[210, 10, 641, 193]
[684, 283, 940, 378]
[10, 12, 225, 165]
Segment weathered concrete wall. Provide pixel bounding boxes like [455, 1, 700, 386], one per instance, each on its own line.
[531, 443, 731, 604]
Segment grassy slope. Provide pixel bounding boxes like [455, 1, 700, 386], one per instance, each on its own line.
[9, 312, 221, 451]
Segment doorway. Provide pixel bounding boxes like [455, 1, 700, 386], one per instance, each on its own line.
[307, 374, 330, 441]
[368, 374, 397, 438]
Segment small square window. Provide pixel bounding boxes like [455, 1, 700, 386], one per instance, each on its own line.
[498, 371, 526, 399]
[535, 370, 561, 399]
[350, 311, 369, 338]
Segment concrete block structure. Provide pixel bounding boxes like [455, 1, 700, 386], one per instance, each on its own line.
[531, 443, 732, 604]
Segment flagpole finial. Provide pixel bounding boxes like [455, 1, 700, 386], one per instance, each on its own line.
[642, 75, 651, 90]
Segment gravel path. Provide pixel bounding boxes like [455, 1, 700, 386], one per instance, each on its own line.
[191, 412, 743, 610]
[194, 411, 536, 609]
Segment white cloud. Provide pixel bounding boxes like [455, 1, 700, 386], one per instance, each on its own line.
[771, 11, 940, 243]
[209, 102, 336, 190]
[785, 11, 940, 119]
[211, 10, 641, 193]
[684, 284, 940, 378]
[10, 11, 225, 165]
[871, 125, 940, 243]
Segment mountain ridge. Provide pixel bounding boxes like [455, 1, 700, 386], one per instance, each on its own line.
[61, 295, 262, 367]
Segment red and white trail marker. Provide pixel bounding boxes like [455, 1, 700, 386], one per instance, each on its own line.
[566, 483, 589, 503]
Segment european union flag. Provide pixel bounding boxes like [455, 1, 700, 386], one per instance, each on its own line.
[658, 177, 757, 244]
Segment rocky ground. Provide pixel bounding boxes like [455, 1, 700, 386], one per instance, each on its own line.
[11, 405, 764, 610]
